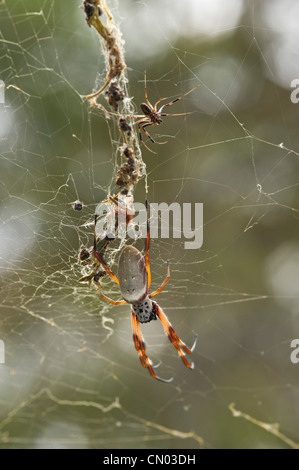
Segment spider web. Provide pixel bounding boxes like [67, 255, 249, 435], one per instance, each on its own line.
[0, 0, 299, 449]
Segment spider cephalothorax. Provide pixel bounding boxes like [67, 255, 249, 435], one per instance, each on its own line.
[92, 203, 197, 382]
[140, 103, 163, 125]
[132, 297, 156, 323]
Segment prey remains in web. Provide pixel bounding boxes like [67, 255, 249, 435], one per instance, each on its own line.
[93, 202, 198, 383]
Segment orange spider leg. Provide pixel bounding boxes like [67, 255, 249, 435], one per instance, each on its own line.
[136, 120, 157, 154]
[154, 96, 169, 110]
[93, 278, 126, 305]
[135, 317, 156, 373]
[139, 122, 156, 143]
[160, 112, 194, 117]
[137, 120, 167, 152]
[132, 312, 147, 368]
[143, 70, 154, 109]
[91, 102, 144, 119]
[142, 122, 168, 145]
[144, 200, 151, 290]
[118, 114, 144, 118]
[94, 215, 119, 284]
[154, 303, 198, 369]
[133, 312, 174, 383]
[158, 86, 199, 113]
[149, 260, 170, 298]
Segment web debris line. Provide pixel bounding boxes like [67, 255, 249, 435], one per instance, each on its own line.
[0, 388, 204, 448]
[229, 403, 299, 449]
[0, 388, 121, 436]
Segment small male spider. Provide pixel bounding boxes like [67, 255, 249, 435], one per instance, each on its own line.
[129, 72, 198, 153]
[93, 202, 197, 382]
[97, 72, 198, 153]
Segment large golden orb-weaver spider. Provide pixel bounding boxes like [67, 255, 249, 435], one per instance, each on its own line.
[93, 203, 198, 383]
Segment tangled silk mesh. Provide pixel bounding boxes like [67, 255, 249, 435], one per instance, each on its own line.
[0, 0, 299, 449]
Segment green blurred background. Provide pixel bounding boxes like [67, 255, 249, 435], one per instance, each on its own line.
[0, 0, 299, 449]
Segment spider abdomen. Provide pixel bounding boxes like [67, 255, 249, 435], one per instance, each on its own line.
[132, 297, 156, 323]
[140, 102, 152, 116]
[118, 245, 148, 303]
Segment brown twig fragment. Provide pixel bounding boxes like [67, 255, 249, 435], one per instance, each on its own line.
[83, 0, 125, 99]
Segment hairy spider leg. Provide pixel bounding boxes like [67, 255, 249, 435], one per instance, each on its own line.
[144, 200, 151, 289]
[160, 112, 194, 117]
[91, 102, 145, 119]
[142, 122, 167, 145]
[132, 312, 147, 368]
[149, 260, 170, 298]
[136, 119, 168, 153]
[94, 214, 119, 284]
[132, 311, 174, 383]
[93, 277, 126, 305]
[135, 120, 156, 154]
[158, 86, 199, 113]
[154, 303, 198, 369]
[154, 96, 169, 110]
[135, 119, 155, 143]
